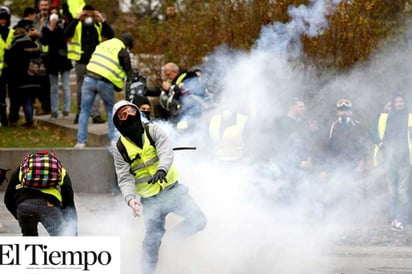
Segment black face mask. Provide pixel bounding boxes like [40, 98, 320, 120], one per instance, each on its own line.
[116, 113, 144, 147]
[142, 111, 151, 120]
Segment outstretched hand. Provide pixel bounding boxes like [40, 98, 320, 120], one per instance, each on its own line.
[128, 199, 142, 217]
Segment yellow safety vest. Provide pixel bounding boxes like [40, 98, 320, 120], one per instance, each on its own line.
[0, 28, 14, 74]
[67, 22, 102, 61]
[209, 113, 247, 161]
[121, 133, 179, 198]
[86, 38, 126, 89]
[17, 168, 67, 203]
[373, 112, 412, 166]
[67, 0, 86, 18]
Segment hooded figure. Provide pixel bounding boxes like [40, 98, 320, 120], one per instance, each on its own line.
[111, 100, 206, 274]
[113, 100, 145, 147]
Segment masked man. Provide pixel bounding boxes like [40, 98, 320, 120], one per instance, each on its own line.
[112, 100, 206, 274]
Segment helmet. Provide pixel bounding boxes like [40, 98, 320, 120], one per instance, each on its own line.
[159, 90, 180, 116]
[0, 6, 10, 27]
[336, 98, 352, 109]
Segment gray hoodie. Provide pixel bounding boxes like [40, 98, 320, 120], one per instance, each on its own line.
[112, 100, 175, 203]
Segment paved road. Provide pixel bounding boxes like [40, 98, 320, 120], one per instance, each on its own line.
[1, 191, 412, 274]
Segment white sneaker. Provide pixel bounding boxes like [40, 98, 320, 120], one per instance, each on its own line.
[74, 143, 86, 148]
[391, 219, 405, 232]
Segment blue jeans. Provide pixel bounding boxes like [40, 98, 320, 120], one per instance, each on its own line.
[17, 198, 64, 236]
[77, 76, 115, 144]
[49, 70, 71, 113]
[74, 63, 101, 117]
[387, 162, 411, 224]
[140, 183, 207, 274]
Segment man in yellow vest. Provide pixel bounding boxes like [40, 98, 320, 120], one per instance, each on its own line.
[0, 6, 13, 126]
[373, 93, 412, 232]
[74, 33, 134, 148]
[4, 151, 78, 236]
[112, 100, 206, 274]
[208, 105, 248, 162]
[64, 4, 114, 124]
[159, 62, 206, 128]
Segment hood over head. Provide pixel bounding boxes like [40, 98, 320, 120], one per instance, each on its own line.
[113, 100, 145, 144]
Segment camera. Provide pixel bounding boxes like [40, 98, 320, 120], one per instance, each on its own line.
[126, 69, 147, 103]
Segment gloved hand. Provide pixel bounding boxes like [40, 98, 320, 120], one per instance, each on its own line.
[149, 169, 167, 184]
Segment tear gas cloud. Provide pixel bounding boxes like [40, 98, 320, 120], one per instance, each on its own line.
[156, 1, 412, 273]
[78, 1, 412, 273]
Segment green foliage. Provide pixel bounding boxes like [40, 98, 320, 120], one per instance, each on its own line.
[0, 0, 34, 17]
[112, 0, 412, 82]
[0, 124, 74, 148]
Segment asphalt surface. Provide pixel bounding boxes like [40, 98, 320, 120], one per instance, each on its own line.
[1, 191, 412, 274]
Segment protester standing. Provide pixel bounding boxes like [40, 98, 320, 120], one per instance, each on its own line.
[112, 100, 206, 274]
[64, 4, 114, 124]
[40, 6, 73, 118]
[372, 93, 412, 231]
[0, 6, 13, 126]
[74, 33, 134, 148]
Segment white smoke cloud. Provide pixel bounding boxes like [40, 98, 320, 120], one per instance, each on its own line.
[148, 2, 412, 274]
[255, 0, 343, 58]
[75, 1, 412, 273]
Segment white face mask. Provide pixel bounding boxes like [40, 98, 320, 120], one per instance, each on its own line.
[84, 16, 93, 25]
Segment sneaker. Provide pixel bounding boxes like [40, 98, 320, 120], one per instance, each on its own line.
[92, 115, 105, 124]
[51, 112, 58, 119]
[391, 219, 405, 232]
[74, 143, 86, 148]
[73, 114, 79, 124]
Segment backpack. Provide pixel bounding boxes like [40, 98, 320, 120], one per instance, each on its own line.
[20, 151, 63, 188]
[116, 123, 155, 164]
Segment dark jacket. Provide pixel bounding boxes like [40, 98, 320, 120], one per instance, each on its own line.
[40, 19, 73, 74]
[4, 167, 78, 228]
[275, 116, 310, 169]
[63, 19, 114, 64]
[5, 30, 40, 90]
[326, 118, 366, 170]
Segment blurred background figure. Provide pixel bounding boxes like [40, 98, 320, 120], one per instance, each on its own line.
[5, 26, 40, 127]
[372, 93, 412, 232]
[0, 5, 13, 127]
[159, 62, 207, 130]
[40, 5, 73, 119]
[321, 98, 367, 220]
[64, 4, 114, 124]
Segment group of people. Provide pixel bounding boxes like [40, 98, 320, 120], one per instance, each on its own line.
[2, 99, 208, 274]
[0, 0, 113, 128]
[270, 93, 412, 232]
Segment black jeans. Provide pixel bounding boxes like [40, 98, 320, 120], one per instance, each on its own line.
[16, 198, 64, 236]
